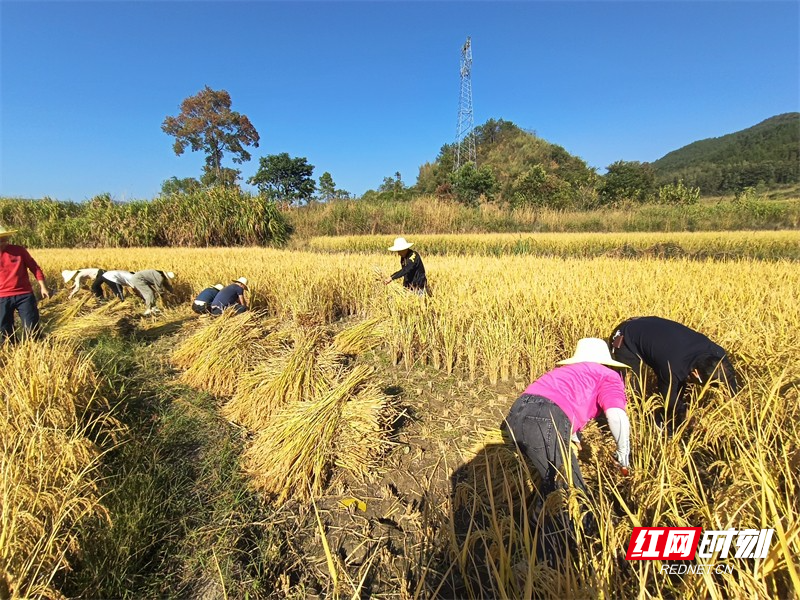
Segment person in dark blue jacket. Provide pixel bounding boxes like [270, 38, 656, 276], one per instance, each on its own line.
[191, 283, 223, 315]
[383, 237, 427, 294]
[609, 316, 738, 433]
[211, 277, 249, 316]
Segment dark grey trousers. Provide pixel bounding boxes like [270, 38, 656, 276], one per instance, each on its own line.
[504, 393, 587, 497]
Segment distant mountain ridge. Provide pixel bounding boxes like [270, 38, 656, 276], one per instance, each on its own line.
[652, 113, 799, 194]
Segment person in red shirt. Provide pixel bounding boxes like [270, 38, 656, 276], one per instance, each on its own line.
[0, 226, 50, 339]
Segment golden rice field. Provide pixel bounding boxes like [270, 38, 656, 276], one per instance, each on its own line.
[3, 234, 799, 599]
[301, 230, 800, 259]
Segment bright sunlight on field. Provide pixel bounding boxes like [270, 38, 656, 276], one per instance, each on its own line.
[3, 235, 798, 598]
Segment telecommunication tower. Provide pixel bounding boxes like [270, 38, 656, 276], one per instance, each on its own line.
[455, 37, 477, 170]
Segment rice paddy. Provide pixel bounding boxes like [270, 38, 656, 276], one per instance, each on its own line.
[3, 233, 799, 598]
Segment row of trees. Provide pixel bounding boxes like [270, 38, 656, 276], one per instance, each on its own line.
[161, 86, 350, 204]
[163, 88, 790, 209]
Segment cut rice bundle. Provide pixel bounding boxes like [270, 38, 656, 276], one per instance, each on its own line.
[172, 310, 276, 397]
[244, 364, 375, 504]
[222, 326, 334, 429]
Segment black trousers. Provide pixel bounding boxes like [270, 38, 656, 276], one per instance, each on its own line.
[90, 269, 106, 298]
[0, 292, 41, 339]
[98, 274, 126, 301]
[191, 302, 210, 315]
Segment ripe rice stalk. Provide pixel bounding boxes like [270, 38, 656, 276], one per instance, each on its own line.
[223, 325, 336, 429]
[49, 300, 136, 343]
[0, 339, 103, 432]
[243, 364, 374, 504]
[332, 316, 387, 356]
[0, 339, 110, 600]
[334, 383, 398, 479]
[172, 310, 276, 396]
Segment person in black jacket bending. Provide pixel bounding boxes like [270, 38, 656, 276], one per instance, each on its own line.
[383, 237, 428, 295]
[609, 316, 738, 433]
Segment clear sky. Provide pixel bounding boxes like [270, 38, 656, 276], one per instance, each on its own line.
[1, 0, 798, 201]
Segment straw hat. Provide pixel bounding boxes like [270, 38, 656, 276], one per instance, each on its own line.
[0, 225, 18, 238]
[165, 271, 175, 280]
[62, 269, 79, 283]
[388, 237, 413, 252]
[213, 283, 224, 291]
[557, 338, 630, 369]
[233, 276, 248, 289]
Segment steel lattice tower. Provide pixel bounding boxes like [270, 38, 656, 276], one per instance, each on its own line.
[455, 37, 476, 170]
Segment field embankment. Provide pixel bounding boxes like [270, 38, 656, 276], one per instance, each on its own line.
[3, 241, 798, 598]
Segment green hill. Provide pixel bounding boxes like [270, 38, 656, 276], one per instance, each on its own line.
[652, 113, 800, 194]
[414, 119, 598, 208]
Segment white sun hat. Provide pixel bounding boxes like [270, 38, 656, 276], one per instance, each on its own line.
[388, 237, 413, 252]
[233, 276, 248, 289]
[62, 269, 79, 283]
[165, 271, 175, 279]
[213, 283, 224, 291]
[557, 338, 630, 369]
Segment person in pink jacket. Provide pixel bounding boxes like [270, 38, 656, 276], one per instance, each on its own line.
[505, 338, 631, 497]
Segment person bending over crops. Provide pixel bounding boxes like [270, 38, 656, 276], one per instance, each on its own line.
[504, 338, 631, 566]
[505, 338, 631, 496]
[98, 270, 136, 302]
[210, 277, 248, 316]
[0, 225, 50, 339]
[62, 268, 106, 299]
[383, 237, 427, 295]
[129, 269, 175, 316]
[609, 316, 738, 434]
[192, 283, 223, 315]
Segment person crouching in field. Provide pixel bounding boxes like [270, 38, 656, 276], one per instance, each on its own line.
[130, 269, 175, 316]
[0, 225, 50, 340]
[98, 270, 136, 302]
[210, 277, 248, 316]
[609, 316, 738, 434]
[383, 237, 428, 295]
[192, 283, 223, 315]
[503, 338, 631, 566]
[62, 268, 105, 299]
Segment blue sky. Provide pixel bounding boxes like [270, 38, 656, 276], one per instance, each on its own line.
[1, 1, 798, 201]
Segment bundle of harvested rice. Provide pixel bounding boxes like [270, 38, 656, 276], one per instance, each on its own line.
[49, 300, 136, 343]
[334, 382, 398, 479]
[172, 310, 276, 397]
[223, 325, 339, 429]
[332, 315, 387, 356]
[244, 364, 375, 504]
[0, 338, 110, 600]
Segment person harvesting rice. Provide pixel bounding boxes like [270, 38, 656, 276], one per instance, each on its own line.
[503, 338, 631, 566]
[129, 269, 175, 315]
[62, 268, 106, 299]
[0, 225, 50, 339]
[609, 316, 738, 433]
[97, 269, 136, 301]
[192, 283, 223, 315]
[211, 277, 249, 315]
[383, 237, 427, 295]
